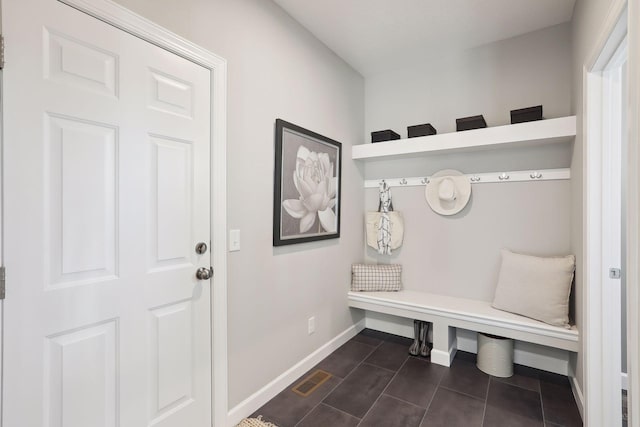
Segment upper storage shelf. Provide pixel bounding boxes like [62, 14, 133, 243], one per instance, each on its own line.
[352, 116, 576, 161]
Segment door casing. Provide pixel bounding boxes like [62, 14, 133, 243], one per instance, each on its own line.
[625, 0, 640, 424]
[583, 1, 638, 426]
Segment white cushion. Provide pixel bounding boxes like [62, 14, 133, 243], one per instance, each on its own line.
[492, 249, 575, 327]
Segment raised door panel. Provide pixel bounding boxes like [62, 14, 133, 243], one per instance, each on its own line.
[149, 301, 194, 425]
[44, 28, 119, 98]
[46, 114, 118, 288]
[149, 135, 193, 271]
[148, 69, 193, 119]
[45, 320, 118, 427]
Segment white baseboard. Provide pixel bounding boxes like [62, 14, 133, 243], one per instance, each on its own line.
[431, 346, 457, 367]
[570, 375, 585, 421]
[226, 320, 366, 427]
[365, 312, 570, 375]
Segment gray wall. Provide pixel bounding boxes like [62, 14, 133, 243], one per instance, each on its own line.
[364, 182, 571, 301]
[112, 0, 365, 409]
[365, 23, 572, 140]
[570, 0, 616, 392]
[363, 25, 573, 303]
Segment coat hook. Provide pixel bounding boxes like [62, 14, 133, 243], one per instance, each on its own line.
[470, 175, 481, 182]
[420, 177, 429, 184]
[498, 172, 510, 181]
[530, 171, 542, 179]
[399, 178, 408, 185]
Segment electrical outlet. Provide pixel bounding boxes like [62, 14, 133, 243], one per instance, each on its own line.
[308, 317, 315, 335]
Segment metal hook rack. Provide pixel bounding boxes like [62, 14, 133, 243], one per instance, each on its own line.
[363, 168, 570, 188]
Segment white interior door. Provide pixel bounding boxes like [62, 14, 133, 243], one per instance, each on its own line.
[600, 38, 626, 426]
[585, 8, 628, 424]
[2, 0, 212, 426]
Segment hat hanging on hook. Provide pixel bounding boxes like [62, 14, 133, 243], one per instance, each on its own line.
[424, 169, 472, 216]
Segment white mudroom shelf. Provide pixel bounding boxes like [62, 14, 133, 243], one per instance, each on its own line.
[352, 116, 576, 161]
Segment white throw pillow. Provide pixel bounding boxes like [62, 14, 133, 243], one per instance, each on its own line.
[492, 249, 575, 328]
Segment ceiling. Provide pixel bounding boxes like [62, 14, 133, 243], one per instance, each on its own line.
[273, 0, 576, 77]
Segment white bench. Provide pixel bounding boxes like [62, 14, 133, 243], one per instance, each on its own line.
[348, 290, 579, 368]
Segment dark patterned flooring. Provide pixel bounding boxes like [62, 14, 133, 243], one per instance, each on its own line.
[253, 329, 583, 427]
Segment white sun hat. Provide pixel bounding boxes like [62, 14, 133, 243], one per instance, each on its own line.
[425, 169, 472, 216]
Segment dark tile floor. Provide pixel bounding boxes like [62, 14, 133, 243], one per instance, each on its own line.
[253, 329, 583, 427]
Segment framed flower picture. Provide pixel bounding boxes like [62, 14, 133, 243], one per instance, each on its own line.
[273, 119, 342, 246]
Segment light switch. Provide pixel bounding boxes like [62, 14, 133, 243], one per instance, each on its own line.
[229, 229, 240, 252]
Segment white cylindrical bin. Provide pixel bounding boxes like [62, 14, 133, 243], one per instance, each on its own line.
[476, 333, 514, 377]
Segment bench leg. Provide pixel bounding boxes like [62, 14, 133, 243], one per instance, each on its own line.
[431, 323, 457, 367]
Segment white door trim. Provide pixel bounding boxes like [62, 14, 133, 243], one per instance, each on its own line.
[626, 0, 640, 425]
[0, 54, 4, 426]
[583, 1, 633, 425]
[51, 1, 229, 425]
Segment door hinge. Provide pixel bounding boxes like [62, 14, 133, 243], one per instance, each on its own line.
[0, 35, 4, 70]
[609, 268, 622, 279]
[0, 266, 5, 299]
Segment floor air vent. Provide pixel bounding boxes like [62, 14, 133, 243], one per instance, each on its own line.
[291, 369, 332, 397]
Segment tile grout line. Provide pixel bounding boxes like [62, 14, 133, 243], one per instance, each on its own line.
[294, 335, 384, 427]
[380, 389, 433, 410]
[480, 375, 492, 427]
[296, 336, 382, 427]
[360, 361, 399, 374]
[493, 375, 543, 393]
[417, 353, 444, 427]
[438, 384, 487, 402]
[321, 403, 362, 423]
[355, 354, 412, 426]
[338, 339, 383, 380]
[379, 394, 430, 418]
[319, 333, 392, 425]
[352, 335, 385, 351]
[538, 379, 548, 426]
[293, 378, 344, 427]
[492, 374, 548, 425]
[349, 347, 389, 427]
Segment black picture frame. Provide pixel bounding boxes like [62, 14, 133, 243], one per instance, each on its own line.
[273, 119, 342, 246]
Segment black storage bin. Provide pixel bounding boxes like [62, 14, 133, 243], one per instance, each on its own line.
[371, 129, 401, 143]
[407, 123, 437, 138]
[510, 105, 543, 124]
[456, 115, 487, 132]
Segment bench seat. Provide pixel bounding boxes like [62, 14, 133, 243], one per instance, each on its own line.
[348, 290, 579, 367]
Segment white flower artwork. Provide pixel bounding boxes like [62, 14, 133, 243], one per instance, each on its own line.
[274, 119, 341, 246]
[282, 146, 337, 234]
